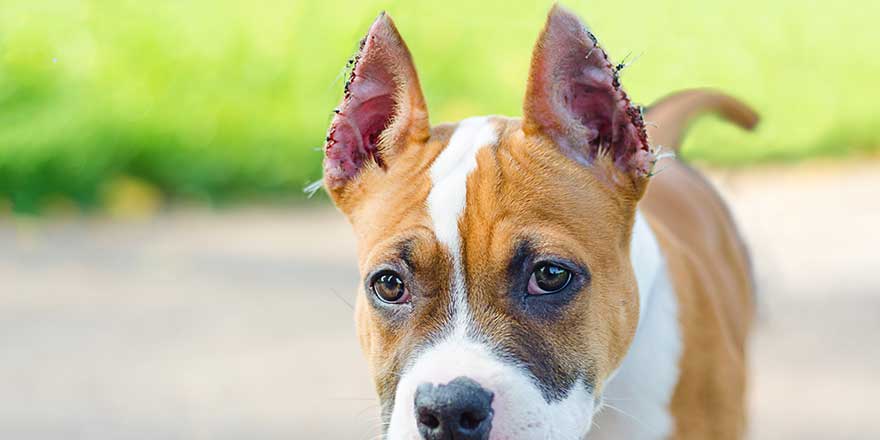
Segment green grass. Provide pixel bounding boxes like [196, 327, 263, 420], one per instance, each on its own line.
[1, 0, 879, 212]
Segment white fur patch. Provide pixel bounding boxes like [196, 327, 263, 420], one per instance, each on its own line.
[591, 211, 683, 439]
[385, 339, 596, 440]
[630, 210, 666, 329]
[426, 116, 498, 337]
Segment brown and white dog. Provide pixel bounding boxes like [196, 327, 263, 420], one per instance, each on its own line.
[322, 5, 756, 439]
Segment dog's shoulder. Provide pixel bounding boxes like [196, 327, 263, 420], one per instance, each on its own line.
[640, 161, 754, 439]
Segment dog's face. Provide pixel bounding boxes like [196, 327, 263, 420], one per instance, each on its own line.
[323, 6, 655, 439]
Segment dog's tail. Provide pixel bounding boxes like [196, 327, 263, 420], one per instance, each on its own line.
[644, 89, 759, 153]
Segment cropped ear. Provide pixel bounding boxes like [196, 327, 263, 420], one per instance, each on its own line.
[523, 5, 653, 187]
[323, 13, 429, 199]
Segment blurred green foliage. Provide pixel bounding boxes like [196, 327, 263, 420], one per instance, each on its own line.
[1, 0, 878, 213]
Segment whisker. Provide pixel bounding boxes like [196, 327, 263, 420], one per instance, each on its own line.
[603, 402, 653, 432]
[330, 287, 355, 310]
[304, 179, 324, 198]
[600, 396, 636, 402]
[356, 403, 381, 418]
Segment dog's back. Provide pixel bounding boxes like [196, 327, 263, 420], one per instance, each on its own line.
[640, 90, 758, 438]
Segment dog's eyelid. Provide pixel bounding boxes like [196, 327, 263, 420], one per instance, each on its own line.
[532, 256, 576, 268]
[365, 261, 409, 283]
[507, 239, 589, 278]
[526, 252, 588, 274]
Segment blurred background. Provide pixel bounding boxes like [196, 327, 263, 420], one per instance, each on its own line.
[1, 0, 878, 438]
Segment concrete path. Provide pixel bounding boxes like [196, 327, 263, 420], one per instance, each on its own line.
[1, 161, 878, 439]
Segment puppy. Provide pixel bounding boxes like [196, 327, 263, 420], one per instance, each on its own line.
[322, 5, 756, 439]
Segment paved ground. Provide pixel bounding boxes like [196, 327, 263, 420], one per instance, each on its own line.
[1, 161, 879, 439]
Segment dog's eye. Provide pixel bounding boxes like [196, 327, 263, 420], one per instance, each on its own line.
[528, 262, 572, 295]
[371, 270, 409, 303]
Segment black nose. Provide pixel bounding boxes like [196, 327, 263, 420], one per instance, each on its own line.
[414, 376, 494, 440]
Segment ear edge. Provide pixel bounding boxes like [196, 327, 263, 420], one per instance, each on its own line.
[523, 5, 654, 181]
[323, 12, 430, 194]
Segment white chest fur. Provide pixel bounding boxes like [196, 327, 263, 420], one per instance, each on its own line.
[590, 211, 683, 440]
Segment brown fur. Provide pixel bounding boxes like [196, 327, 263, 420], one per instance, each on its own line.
[461, 118, 644, 396]
[641, 90, 757, 438]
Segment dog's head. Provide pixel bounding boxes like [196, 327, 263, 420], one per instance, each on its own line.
[323, 5, 655, 439]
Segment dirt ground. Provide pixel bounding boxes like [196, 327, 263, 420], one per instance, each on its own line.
[1, 161, 878, 439]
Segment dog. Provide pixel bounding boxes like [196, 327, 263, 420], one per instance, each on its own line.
[322, 5, 756, 439]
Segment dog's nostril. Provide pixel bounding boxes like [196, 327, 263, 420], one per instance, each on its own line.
[418, 410, 440, 429]
[414, 376, 493, 439]
[459, 411, 485, 430]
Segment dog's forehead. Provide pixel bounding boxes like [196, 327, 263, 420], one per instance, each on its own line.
[354, 117, 508, 256]
[425, 115, 620, 244]
[355, 114, 619, 263]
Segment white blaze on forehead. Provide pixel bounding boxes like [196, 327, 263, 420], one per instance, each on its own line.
[427, 116, 498, 254]
[426, 116, 498, 336]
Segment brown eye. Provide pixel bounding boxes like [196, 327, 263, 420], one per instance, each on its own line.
[528, 262, 572, 295]
[371, 270, 409, 303]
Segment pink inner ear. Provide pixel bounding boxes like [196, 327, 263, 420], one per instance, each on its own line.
[563, 58, 650, 173]
[526, 6, 652, 177]
[567, 70, 619, 148]
[324, 35, 397, 187]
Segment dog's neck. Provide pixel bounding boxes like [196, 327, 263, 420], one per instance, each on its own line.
[591, 211, 683, 439]
[630, 211, 667, 330]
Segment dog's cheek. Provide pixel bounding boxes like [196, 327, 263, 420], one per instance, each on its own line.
[354, 293, 373, 355]
[356, 292, 391, 395]
[591, 276, 640, 384]
[610, 272, 641, 365]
